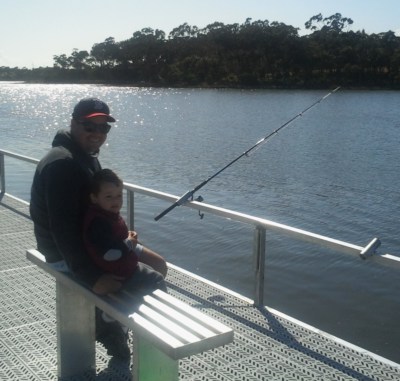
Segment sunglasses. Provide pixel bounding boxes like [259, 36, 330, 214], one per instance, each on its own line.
[79, 120, 111, 134]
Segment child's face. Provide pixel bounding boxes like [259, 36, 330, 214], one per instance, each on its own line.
[90, 182, 123, 214]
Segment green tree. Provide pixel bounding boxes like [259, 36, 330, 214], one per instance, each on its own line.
[53, 54, 70, 69]
[69, 49, 90, 70]
[90, 37, 119, 68]
[305, 13, 353, 33]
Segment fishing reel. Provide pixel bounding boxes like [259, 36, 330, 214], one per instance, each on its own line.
[190, 194, 204, 219]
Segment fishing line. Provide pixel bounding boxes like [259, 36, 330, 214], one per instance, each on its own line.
[155, 87, 341, 221]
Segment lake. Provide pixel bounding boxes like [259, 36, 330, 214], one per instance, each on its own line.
[1, 82, 399, 363]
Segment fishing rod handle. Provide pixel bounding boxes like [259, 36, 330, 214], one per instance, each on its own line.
[154, 190, 194, 221]
[154, 202, 179, 221]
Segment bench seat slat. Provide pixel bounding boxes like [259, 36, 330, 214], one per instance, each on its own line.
[132, 313, 184, 348]
[137, 304, 201, 344]
[153, 289, 232, 334]
[141, 294, 215, 338]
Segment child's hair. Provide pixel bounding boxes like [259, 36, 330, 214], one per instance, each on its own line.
[91, 169, 123, 195]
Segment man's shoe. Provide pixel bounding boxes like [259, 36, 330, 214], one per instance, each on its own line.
[97, 323, 131, 360]
[97, 321, 131, 360]
[96, 310, 130, 360]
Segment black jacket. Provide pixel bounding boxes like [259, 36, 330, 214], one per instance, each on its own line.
[30, 130, 103, 286]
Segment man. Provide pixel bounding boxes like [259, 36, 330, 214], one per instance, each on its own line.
[30, 97, 167, 360]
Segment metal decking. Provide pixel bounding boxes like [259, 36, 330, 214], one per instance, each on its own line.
[1, 193, 400, 381]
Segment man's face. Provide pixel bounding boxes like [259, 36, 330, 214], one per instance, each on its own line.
[71, 115, 110, 153]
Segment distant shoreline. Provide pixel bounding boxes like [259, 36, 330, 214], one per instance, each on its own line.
[1, 79, 398, 91]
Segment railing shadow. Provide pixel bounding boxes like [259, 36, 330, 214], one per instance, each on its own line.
[0, 194, 31, 219]
[167, 282, 377, 381]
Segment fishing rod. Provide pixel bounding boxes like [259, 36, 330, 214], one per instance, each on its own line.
[155, 87, 341, 221]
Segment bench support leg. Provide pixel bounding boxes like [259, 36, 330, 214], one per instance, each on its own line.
[132, 335, 179, 381]
[56, 281, 96, 378]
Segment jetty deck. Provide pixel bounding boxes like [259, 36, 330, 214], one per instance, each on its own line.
[1, 193, 400, 381]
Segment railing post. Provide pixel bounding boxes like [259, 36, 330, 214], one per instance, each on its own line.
[126, 188, 135, 230]
[253, 226, 266, 307]
[0, 153, 5, 198]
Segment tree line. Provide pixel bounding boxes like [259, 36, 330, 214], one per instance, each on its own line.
[1, 13, 400, 89]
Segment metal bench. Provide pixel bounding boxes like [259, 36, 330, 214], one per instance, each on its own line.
[26, 249, 234, 380]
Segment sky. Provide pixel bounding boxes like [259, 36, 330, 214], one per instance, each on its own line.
[1, 0, 400, 68]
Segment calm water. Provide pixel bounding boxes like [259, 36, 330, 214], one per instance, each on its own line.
[1, 82, 400, 362]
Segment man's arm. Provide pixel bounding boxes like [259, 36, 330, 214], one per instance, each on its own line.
[44, 159, 103, 286]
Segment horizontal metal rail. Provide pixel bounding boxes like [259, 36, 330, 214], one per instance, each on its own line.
[1, 149, 399, 306]
[0, 148, 40, 164]
[124, 181, 369, 255]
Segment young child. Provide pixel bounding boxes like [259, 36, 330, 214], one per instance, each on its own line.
[84, 169, 167, 359]
[83, 168, 166, 293]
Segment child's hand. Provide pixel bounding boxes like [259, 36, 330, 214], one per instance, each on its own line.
[128, 230, 138, 244]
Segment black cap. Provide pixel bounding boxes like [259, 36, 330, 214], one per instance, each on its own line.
[72, 98, 115, 122]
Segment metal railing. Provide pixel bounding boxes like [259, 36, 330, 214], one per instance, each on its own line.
[1, 149, 398, 306]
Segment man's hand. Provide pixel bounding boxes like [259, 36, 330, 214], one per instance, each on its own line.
[92, 273, 124, 295]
